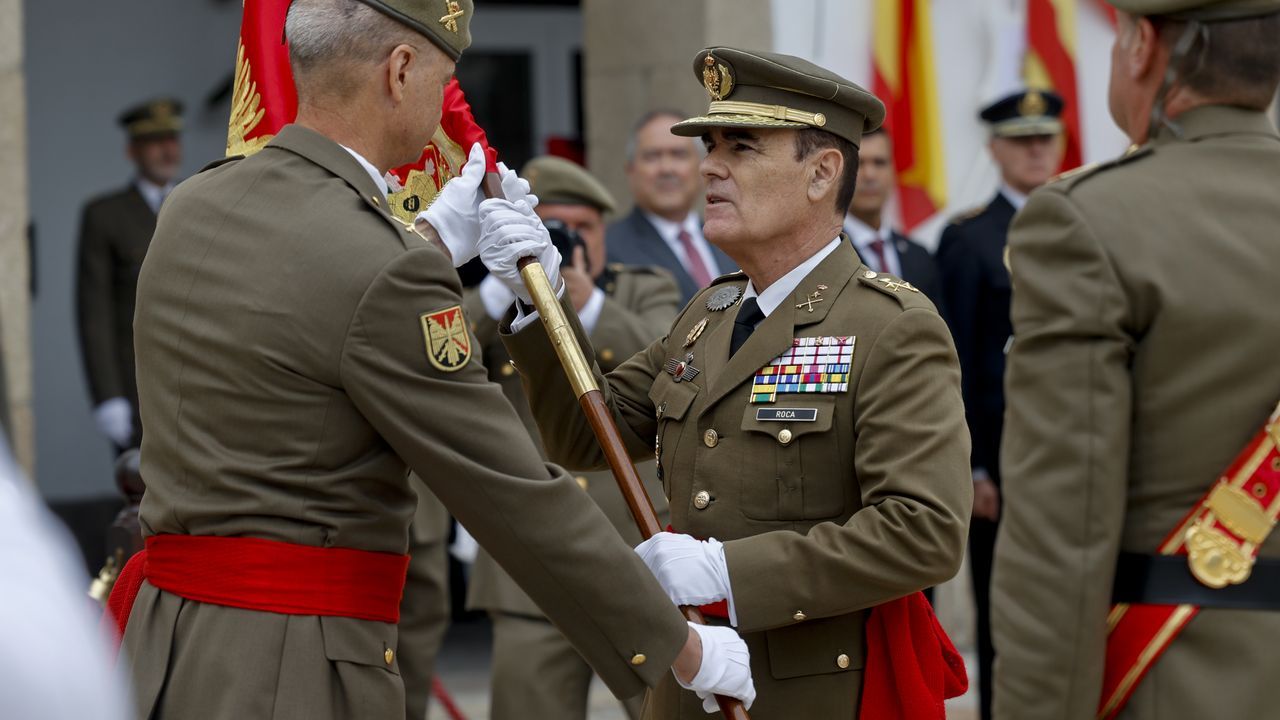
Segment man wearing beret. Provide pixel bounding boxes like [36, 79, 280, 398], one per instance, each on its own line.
[464, 155, 680, 720]
[76, 97, 183, 453]
[992, 1, 1280, 718]
[491, 47, 971, 718]
[117, 1, 755, 718]
[934, 87, 1065, 720]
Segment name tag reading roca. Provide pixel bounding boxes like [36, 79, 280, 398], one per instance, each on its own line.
[755, 408, 819, 422]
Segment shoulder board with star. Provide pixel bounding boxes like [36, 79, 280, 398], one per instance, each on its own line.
[855, 270, 933, 309]
[708, 270, 746, 286]
[198, 155, 243, 174]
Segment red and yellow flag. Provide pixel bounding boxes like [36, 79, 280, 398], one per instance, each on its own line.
[1026, 0, 1084, 171]
[226, 0, 497, 222]
[871, 0, 946, 232]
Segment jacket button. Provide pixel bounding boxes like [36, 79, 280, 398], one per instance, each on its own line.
[863, 270, 878, 279]
[778, 429, 793, 445]
[703, 429, 719, 448]
[576, 476, 589, 491]
[371, 195, 382, 207]
[631, 653, 647, 666]
[693, 490, 711, 509]
[836, 653, 850, 669]
[384, 647, 395, 665]
[600, 348, 615, 362]
[500, 364, 515, 377]
[793, 610, 806, 621]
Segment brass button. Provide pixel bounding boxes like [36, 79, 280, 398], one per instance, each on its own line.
[500, 364, 515, 377]
[384, 648, 395, 665]
[703, 429, 719, 448]
[576, 476, 589, 491]
[631, 653, 647, 666]
[793, 610, 807, 622]
[371, 195, 382, 207]
[693, 490, 711, 510]
[778, 428, 793, 445]
[836, 653, 850, 669]
[863, 270, 878, 279]
[600, 348, 615, 362]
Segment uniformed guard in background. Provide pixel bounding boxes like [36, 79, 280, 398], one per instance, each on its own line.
[992, 1, 1280, 718]
[491, 47, 972, 718]
[934, 87, 1065, 720]
[463, 155, 680, 720]
[115, 1, 754, 717]
[76, 97, 183, 452]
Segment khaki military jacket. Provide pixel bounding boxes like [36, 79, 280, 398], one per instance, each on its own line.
[993, 106, 1280, 720]
[125, 124, 687, 720]
[504, 240, 972, 718]
[76, 184, 157, 446]
[466, 264, 680, 618]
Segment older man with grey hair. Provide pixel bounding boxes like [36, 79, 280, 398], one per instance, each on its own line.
[117, 1, 754, 718]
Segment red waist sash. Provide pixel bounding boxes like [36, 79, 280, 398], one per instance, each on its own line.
[106, 535, 411, 638]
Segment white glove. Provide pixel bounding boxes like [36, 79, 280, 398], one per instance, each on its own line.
[418, 142, 487, 267]
[477, 199, 561, 304]
[680, 622, 756, 713]
[497, 161, 539, 209]
[635, 532, 735, 612]
[93, 397, 134, 447]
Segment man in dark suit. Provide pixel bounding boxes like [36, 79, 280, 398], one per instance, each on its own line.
[935, 88, 1065, 720]
[606, 110, 735, 303]
[76, 97, 183, 452]
[842, 127, 943, 308]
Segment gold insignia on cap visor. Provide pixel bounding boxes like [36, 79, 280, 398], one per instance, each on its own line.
[439, 1, 464, 33]
[702, 54, 735, 101]
[708, 101, 827, 128]
[1019, 90, 1048, 117]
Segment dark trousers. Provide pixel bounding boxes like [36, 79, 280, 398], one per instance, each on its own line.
[970, 516, 999, 720]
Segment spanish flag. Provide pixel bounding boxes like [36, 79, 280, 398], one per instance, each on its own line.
[1026, 0, 1084, 170]
[226, 0, 497, 223]
[871, 0, 946, 232]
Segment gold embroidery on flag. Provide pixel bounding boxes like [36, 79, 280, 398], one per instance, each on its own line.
[226, 42, 271, 157]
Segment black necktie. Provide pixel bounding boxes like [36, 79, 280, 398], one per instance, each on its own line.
[730, 297, 765, 356]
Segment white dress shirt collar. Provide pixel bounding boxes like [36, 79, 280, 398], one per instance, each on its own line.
[642, 210, 721, 279]
[135, 177, 174, 215]
[340, 145, 390, 200]
[744, 237, 842, 317]
[843, 215, 892, 247]
[999, 183, 1029, 211]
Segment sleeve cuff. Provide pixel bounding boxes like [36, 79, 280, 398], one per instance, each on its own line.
[577, 288, 607, 335]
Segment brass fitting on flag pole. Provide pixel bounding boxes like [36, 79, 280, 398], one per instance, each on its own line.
[517, 258, 599, 400]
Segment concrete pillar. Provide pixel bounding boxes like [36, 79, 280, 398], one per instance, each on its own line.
[0, 0, 33, 475]
[582, 0, 772, 214]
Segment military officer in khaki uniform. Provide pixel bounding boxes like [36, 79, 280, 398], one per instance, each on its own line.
[991, 1, 1280, 718]
[121, 2, 755, 718]
[76, 97, 183, 452]
[492, 48, 972, 718]
[462, 156, 679, 720]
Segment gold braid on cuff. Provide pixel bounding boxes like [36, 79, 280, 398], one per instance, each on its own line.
[708, 101, 827, 127]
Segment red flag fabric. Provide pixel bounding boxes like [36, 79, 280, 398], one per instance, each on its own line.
[227, 0, 499, 222]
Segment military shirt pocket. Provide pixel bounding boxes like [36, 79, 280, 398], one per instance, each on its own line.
[738, 395, 844, 521]
[648, 380, 700, 494]
[766, 611, 866, 679]
[320, 616, 400, 676]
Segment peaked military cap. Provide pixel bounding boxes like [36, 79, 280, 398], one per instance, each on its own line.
[1108, 0, 1280, 19]
[671, 47, 886, 148]
[980, 89, 1064, 138]
[118, 98, 183, 140]
[523, 156, 616, 214]
[353, 0, 473, 60]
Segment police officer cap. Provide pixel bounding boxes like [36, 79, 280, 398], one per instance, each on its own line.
[522, 156, 616, 214]
[670, 47, 886, 148]
[979, 89, 1064, 138]
[353, 0, 473, 60]
[118, 97, 184, 140]
[1108, 0, 1280, 19]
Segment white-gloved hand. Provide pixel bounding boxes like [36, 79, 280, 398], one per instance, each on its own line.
[93, 397, 133, 447]
[635, 532, 734, 608]
[418, 142, 487, 267]
[477, 198, 560, 304]
[679, 622, 756, 713]
[497, 161, 538, 210]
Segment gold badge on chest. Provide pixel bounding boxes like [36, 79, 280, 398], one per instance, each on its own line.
[684, 318, 708, 348]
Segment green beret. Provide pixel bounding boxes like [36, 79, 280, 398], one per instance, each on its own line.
[353, 0, 473, 60]
[670, 47, 886, 148]
[118, 97, 183, 140]
[1108, 0, 1280, 19]
[522, 156, 616, 214]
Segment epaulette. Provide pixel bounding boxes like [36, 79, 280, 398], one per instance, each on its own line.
[855, 269, 931, 309]
[198, 155, 243, 174]
[708, 270, 746, 286]
[946, 205, 985, 225]
[1047, 144, 1154, 193]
